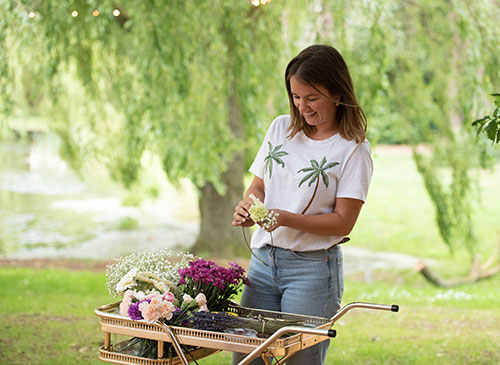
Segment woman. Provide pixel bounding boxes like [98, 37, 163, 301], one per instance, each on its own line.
[232, 45, 373, 364]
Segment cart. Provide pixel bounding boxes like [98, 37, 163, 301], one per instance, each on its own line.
[95, 301, 399, 365]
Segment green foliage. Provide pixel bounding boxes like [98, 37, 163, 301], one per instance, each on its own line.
[115, 216, 139, 231]
[312, 0, 500, 145]
[472, 93, 500, 144]
[312, 0, 499, 260]
[2, 1, 285, 193]
[413, 136, 478, 255]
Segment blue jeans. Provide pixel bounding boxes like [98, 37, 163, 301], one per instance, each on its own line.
[232, 244, 344, 365]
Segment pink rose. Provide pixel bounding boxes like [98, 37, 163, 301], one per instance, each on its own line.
[139, 301, 150, 313]
[142, 305, 160, 324]
[159, 301, 176, 320]
[149, 297, 161, 308]
[119, 290, 135, 316]
[119, 300, 130, 317]
[182, 293, 193, 304]
[163, 292, 176, 303]
[195, 293, 207, 306]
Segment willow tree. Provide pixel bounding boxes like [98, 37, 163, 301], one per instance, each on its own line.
[311, 0, 500, 284]
[0, 1, 286, 255]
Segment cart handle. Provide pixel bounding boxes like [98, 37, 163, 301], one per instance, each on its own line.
[240, 302, 398, 364]
[330, 302, 399, 323]
[239, 326, 335, 365]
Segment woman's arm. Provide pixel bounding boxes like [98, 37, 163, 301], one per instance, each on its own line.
[232, 176, 266, 227]
[272, 197, 364, 236]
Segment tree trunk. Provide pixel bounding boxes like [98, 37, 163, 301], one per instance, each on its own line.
[191, 82, 246, 257]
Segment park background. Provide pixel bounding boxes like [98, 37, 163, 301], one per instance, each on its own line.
[1, 0, 500, 364]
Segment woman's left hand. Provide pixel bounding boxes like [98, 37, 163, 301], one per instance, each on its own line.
[263, 209, 285, 232]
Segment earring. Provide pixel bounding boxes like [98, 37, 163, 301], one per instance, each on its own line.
[335, 102, 339, 107]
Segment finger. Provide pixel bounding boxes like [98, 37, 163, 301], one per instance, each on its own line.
[235, 206, 250, 218]
[240, 201, 251, 211]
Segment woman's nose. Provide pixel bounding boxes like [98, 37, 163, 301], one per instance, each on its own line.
[297, 101, 308, 113]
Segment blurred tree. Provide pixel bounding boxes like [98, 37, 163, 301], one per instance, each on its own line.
[0, 0, 286, 256]
[2, 0, 500, 264]
[313, 0, 500, 284]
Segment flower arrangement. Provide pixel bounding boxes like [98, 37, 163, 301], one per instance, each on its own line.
[101, 249, 306, 360]
[105, 250, 250, 324]
[248, 194, 279, 231]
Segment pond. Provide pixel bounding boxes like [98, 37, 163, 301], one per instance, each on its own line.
[0, 134, 198, 260]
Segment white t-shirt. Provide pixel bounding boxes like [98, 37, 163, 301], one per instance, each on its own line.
[249, 115, 373, 251]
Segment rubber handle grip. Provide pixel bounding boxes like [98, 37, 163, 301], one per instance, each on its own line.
[391, 305, 399, 312]
[327, 329, 336, 338]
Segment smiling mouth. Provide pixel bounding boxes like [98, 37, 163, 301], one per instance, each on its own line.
[303, 112, 316, 117]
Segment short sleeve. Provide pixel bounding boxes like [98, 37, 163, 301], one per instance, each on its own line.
[249, 116, 288, 178]
[336, 141, 373, 202]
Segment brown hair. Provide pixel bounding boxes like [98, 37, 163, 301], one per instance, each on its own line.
[285, 45, 367, 143]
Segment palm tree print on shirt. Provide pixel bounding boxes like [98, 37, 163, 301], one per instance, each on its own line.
[298, 157, 339, 214]
[264, 142, 289, 178]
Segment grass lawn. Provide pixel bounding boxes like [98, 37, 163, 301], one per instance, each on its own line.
[1, 266, 499, 364]
[1, 147, 500, 364]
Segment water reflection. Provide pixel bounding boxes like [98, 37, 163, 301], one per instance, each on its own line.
[0, 137, 98, 255]
[0, 134, 198, 259]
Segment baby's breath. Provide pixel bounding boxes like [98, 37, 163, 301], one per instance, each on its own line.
[105, 249, 195, 297]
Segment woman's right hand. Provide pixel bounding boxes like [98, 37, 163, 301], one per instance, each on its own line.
[232, 200, 255, 227]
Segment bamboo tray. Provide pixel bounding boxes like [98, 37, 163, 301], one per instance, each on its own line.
[99, 344, 218, 365]
[95, 302, 332, 360]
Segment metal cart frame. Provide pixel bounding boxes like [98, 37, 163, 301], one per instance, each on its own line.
[95, 301, 399, 364]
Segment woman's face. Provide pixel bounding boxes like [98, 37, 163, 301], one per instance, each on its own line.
[290, 76, 339, 131]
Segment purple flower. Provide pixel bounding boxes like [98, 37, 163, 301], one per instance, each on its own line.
[177, 259, 250, 311]
[128, 302, 143, 320]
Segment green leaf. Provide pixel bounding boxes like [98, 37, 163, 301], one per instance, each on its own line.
[485, 120, 498, 141]
[493, 94, 500, 107]
[320, 156, 327, 167]
[321, 171, 329, 188]
[297, 166, 315, 173]
[275, 157, 285, 167]
[272, 144, 283, 153]
[471, 116, 486, 128]
[323, 162, 339, 170]
[267, 141, 273, 152]
[298, 171, 316, 187]
[308, 172, 320, 187]
[311, 159, 319, 169]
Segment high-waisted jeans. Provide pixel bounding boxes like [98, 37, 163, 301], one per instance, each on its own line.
[232, 244, 344, 365]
